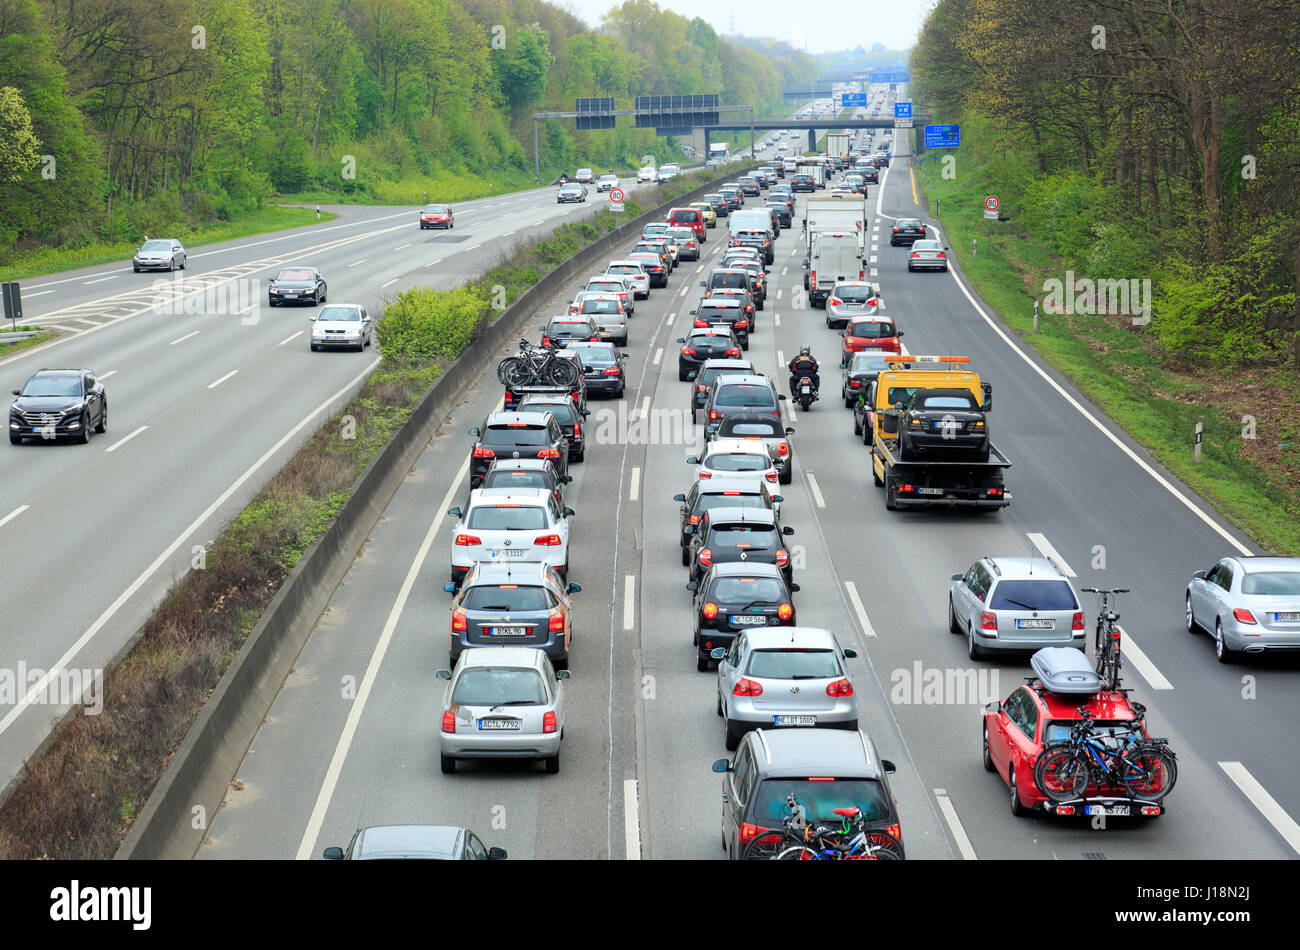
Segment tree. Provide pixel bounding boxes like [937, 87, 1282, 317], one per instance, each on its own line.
[0, 86, 40, 181]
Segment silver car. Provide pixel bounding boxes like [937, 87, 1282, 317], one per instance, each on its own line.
[1186, 556, 1300, 662]
[132, 238, 186, 272]
[665, 226, 701, 261]
[907, 239, 949, 272]
[825, 281, 881, 330]
[948, 557, 1084, 659]
[605, 261, 650, 299]
[309, 303, 372, 351]
[568, 292, 628, 346]
[436, 647, 569, 774]
[713, 626, 860, 750]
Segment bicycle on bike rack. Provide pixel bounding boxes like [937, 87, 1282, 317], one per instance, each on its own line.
[497, 338, 581, 388]
[742, 795, 903, 860]
[1033, 707, 1177, 805]
[1081, 587, 1128, 691]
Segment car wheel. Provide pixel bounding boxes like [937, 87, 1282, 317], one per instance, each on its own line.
[310, 343, 318, 351]
[9, 433, 21, 445]
[697, 653, 710, 673]
[779, 464, 792, 485]
[724, 719, 742, 751]
[679, 369, 688, 381]
[948, 596, 962, 634]
[1185, 595, 1198, 633]
[440, 755, 456, 774]
[78, 412, 91, 444]
[179, 256, 186, 270]
[95, 402, 107, 434]
[1214, 619, 1235, 664]
[716, 692, 724, 717]
[1009, 763, 1028, 816]
[982, 723, 995, 773]
[133, 266, 140, 273]
[544, 752, 560, 774]
[967, 622, 984, 659]
[852, 409, 862, 432]
[311, 293, 319, 306]
[872, 464, 883, 486]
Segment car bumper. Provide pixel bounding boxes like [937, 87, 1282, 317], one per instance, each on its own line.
[909, 259, 948, 269]
[311, 335, 365, 348]
[726, 698, 858, 728]
[439, 730, 563, 758]
[451, 549, 567, 574]
[452, 631, 566, 664]
[271, 291, 316, 303]
[973, 629, 1085, 652]
[1222, 622, 1300, 652]
[583, 376, 623, 393]
[10, 417, 84, 438]
[134, 260, 173, 270]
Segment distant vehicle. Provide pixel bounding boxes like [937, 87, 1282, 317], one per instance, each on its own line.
[323, 825, 507, 860]
[657, 163, 681, 182]
[309, 303, 373, 352]
[908, 240, 951, 272]
[8, 368, 106, 445]
[574, 168, 594, 183]
[268, 266, 327, 307]
[637, 165, 657, 183]
[557, 182, 588, 203]
[420, 204, 454, 229]
[132, 238, 185, 272]
[596, 174, 619, 193]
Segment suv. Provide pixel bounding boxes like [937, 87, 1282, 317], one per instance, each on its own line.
[467, 411, 569, 487]
[712, 728, 902, 860]
[948, 557, 1085, 659]
[665, 226, 701, 261]
[791, 173, 816, 193]
[703, 374, 784, 428]
[704, 267, 763, 307]
[541, 316, 599, 348]
[443, 561, 581, 668]
[446, 487, 575, 587]
[690, 357, 754, 412]
[691, 299, 750, 350]
[8, 368, 107, 444]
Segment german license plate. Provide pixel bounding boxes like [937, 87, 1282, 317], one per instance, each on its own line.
[284, 294, 298, 298]
[774, 715, 816, 726]
[1017, 619, 1055, 629]
[478, 719, 521, 731]
[917, 487, 944, 495]
[730, 615, 768, 625]
[489, 626, 529, 637]
[1275, 612, 1300, 622]
[493, 548, 525, 558]
[1086, 804, 1129, 816]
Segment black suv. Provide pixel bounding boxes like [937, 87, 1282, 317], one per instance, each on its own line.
[468, 411, 569, 486]
[691, 300, 750, 350]
[9, 368, 107, 444]
[704, 268, 764, 307]
[791, 174, 816, 193]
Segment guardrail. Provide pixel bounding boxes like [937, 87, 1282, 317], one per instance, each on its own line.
[0, 331, 39, 344]
[115, 169, 746, 859]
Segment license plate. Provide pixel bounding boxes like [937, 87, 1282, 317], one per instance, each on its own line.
[1086, 804, 1129, 816]
[730, 615, 769, 625]
[917, 487, 944, 496]
[599, 330, 611, 337]
[284, 294, 298, 298]
[493, 548, 525, 558]
[774, 715, 816, 726]
[1275, 612, 1300, 622]
[489, 626, 530, 637]
[1017, 619, 1055, 629]
[478, 719, 521, 731]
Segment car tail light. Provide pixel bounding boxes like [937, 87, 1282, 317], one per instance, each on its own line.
[702, 602, 719, 619]
[709, 409, 718, 421]
[810, 270, 816, 287]
[826, 678, 853, 697]
[1054, 805, 1076, 816]
[733, 678, 763, 697]
[441, 710, 456, 733]
[850, 380, 861, 388]
[738, 822, 768, 844]
[867, 298, 878, 307]
[472, 447, 494, 459]
[735, 320, 748, 330]
[910, 252, 920, 258]
[765, 471, 777, 483]
[980, 611, 997, 631]
[777, 441, 789, 456]
[987, 487, 1003, 497]
[937, 252, 946, 259]
[693, 320, 707, 328]
[602, 366, 623, 377]
[1072, 612, 1085, 631]
[543, 711, 557, 733]
[858, 270, 864, 281]
[899, 483, 916, 492]
[699, 470, 712, 479]
[1233, 608, 1257, 625]
[549, 608, 565, 632]
[762, 241, 769, 246]
[892, 226, 899, 232]
[725, 348, 740, 357]
[829, 298, 842, 307]
[775, 549, 788, 568]
[454, 534, 482, 546]
[689, 514, 701, 524]
[884, 823, 901, 841]
[538, 448, 560, 459]
[1140, 806, 1161, 817]
[682, 346, 697, 355]
[572, 422, 582, 437]
[534, 533, 563, 546]
[698, 548, 713, 567]
[778, 603, 793, 621]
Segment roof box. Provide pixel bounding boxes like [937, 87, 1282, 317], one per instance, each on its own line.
[1030, 648, 1100, 695]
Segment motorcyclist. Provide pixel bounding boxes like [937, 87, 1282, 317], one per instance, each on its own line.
[788, 345, 820, 397]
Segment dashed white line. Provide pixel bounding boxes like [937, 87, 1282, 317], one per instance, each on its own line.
[464, 244, 482, 252]
[207, 370, 238, 390]
[347, 259, 368, 268]
[934, 789, 978, 860]
[381, 278, 399, 288]
[638, 396, 650, 419]
[1219, 762, 1300, 856]
[1026, 532, 1077, 576]
[775, 288, 783, 300]
[83, 275, 118, 285]
[653, 347, 663, 366]
[0, 505, 30, 530]
[629, 467, 641, 501]
[806, 471, 826, 508]
[624, 779, 641, 859]
[869, 255, 877, 264]
[394, 243, 410, 251]
[426, 258, 443, 268]
[623, 575, 636, 630]
[277, 330, 303, 346]
[777, 349, 785, 365]
[781, 267, 789, 276]
[843, 581, 877, 638]
[104, 425, 148, 453]
[774, 313, 781, 326]
[169, 330, 200, 345]
[1117, 627, 1173, 690]
[504, 231, 516, 237]
[97, 370, 118, 380]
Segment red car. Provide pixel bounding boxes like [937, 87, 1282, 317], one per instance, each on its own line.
[420, 204, 454, 229]
[666, 207, 707, 242]
[840, 316, 902, 362]
[982, 650, 1169, 819]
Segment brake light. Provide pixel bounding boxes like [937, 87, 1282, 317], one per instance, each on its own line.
[775, 549, 788, 567]
[826, 678, 853, 697]
[829, 298, 842, 307]
[682, 346, 697, 355]
[733, 678, 763, 697]
[543, 711, 557, 733]
[980, 611, 997, 631]
[573, 422, 581, 438]
[603, 367, 621, 376]
[892, 226, 899, 232]
[738, 822, 768, 844]
[472, 447, 495, 459]
[1233, 608, 1258, 625]
[454, 534, 482, 546]
[693, 320, 707, 328]
[451, 609, 468, 633]
[698, 548, 713, 567]
[859, 270, 864, 281]
[534, 533, 563, 546]
[778, 603, 793, 621]
[810, 270, 816, 286]
[702, 602, 719, 619]
[884, 823, 901, 841]
[937, 252, 945, 259]
[849, 380, 861, 388]
[725, 348, 740, 357]
[542, 336, 552, 345]
[735, 320, 748, 330]
[549, 608, 565, 632]
[765, 471, 778, 483]
[987, 487, 1003, 497]
[441, 710, 456, 733]
[709, 409, 718, 421]
[910, 252, 919, 258]
[689, 514, 701, 524]
[538, 448, 560, 459]
[1072, 611, 1085, 631]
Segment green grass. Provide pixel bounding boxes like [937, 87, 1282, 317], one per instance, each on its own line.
[278, 166, 543, 207]
[916, 154, 1300, 555]
[0, 327, 57, 355]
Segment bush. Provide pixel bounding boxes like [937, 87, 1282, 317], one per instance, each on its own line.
[375, 285, 490, 363]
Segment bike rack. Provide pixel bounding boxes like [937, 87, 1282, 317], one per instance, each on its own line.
[1043, 795, 1163, 818]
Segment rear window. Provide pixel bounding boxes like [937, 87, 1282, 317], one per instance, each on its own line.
[608, 265, 641, 275]
[580, 300, 621, 314]
[736, 231, 766, 241]
[482, 471, 550, 492]
[753, 779, 891, 825]
[988, 580, 1079, 611]
[523, 402, 575, 424]
[711, 576, 786, 603]
[851, 322, 895, 339]
[451, 668, 546, 706]
[674, 211, 700, 223]
[484, 425, 550, 446]
[915, 393, 976, 411]
[1043, 720, 1134, 744]
[711, 527, 779, 549]
[710, 273, 748, 289]
[466, 505, 547, 531]
[704, 453, 770, 473]
[715, 385, 775, 409]
[699, 308, 740, 323]
[725, 421, 780, 437]
[696, 493, 765, 516]
[834, 286, 874, 303]
[746, 648, 840, 679]
[461, 585, 553, 611]
[1242, 571, 1300, 595]
[549, 321, 592, 334]
[851, 355, 889, 373]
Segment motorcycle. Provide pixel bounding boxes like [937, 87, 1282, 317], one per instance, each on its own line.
[797, 376, 819, 412]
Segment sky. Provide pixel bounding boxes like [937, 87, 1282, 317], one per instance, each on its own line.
[548, 0, 932, 55]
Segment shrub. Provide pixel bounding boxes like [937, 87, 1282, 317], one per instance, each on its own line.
[375, 285, 490, 363]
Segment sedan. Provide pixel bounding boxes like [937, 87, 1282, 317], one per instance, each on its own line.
[765, 201, 791, 228]
[691, 301, 751, 349]
[309, 303, 372, 351]
[323, 825, 506, 860]
[420, 204, 454, 229]
[1186, 556, 1300, 662]
[564, 341, 627, 398]
[557, 182, 588, 203]
[689, 562, 798, 671]
[574, 168, 594, 183]
[689, 202, 717, 228]
[713, 627, 858, 750]
[596, 174, 619, 193]
[436, 647, 570, 774]
[9, 368, 106, 445]
[132, 238, 185, 272]
[677, 330, 742, 381]
[907, 239, 950, 272]
[842, 351, 892, 415]
[268, 266, 327, 306]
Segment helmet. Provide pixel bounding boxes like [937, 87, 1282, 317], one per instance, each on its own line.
[799, 345, 811, 357]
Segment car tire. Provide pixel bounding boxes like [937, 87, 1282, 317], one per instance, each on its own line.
[1009, 763, 1028, 817]
[78, 412, 91, 444]
[544, 752, 560, 774]
[779, 464, 792, 485]
[852, 408, 862, 431]
[179, 257, 186, 270]
[681, 546, 690, 567]
[724, 719, 742, 751]
[310, 343, 318, 351]
[872, 464, 883, 486]
[948, 596, 962, 634]
[697, 653, 710, 673]
[9, 434, 21, 445]
[968, 623, 984, 659]
[1185, 595, 1198, 633]
[741, 339, 749, 351]
[716, 692, 724, 717]
[440, 755, 456, 774]
[884, 482, 898, 510]
[95, 402, 107, 434]
[553, 654, 569, 671]
[679, 369, 688, 382]
[1214, 619, 1236, 664]
[133, 266, 140, 273]
[982, 723, 995, 773]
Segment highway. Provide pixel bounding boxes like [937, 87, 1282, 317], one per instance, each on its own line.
[194, 87, 1300, 861]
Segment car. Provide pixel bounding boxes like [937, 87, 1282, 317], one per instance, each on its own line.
[419, 204, 455, 229]
[718, 186, 743, 211]
[467, 411, 569, 488]
[626, 252, 667, 288]
[737, 176, 761, 196]
[657, 163, 680, 182]
[824, 281, 880, 330]
[666, 207, 707, 241]
[443, 562, 581, 668]
[596, 174, 619, 193]
[641, 221, 672, 242]
[309, 303, 373, 351]
[687, 439, 782, 491]
[721, 247, 767, 274]
[900, 388, 991, 462]
[689, 562, 798, 671]
[567, 293, 628, 346]
[907, 239, 950, 272]
[579, 276, 634, 314]
[689, 201, 717, 228]
[605, 260, 651, 299]
[729, 228, 773, 265]
[948, 557, 1085, 659]
[689, 358, 754, 413]
[702, 193, 729, 218]
[518, 394, 589, 462]
[435, 647, 570, 774]
[702, 286, 757, 325]
[705, 411, 794, 485]
[764, 200, 791, 228]
[840, 315, 902, 362]
[673, 476, 784, 564]
[677, 329, 743, 381]
[631, 241, 673, 274]
[637, 165, 657, 183]
[478, 457, 570, 509]
[574, 168, 594, 183]
[132, 237, 185, 272]
[665, 227, 700, 261]
[563, 341, 627, 398]
[267, 266, 327, 306]
[703, 374, 785, 428]
[502, 353, 588, 414]
[707, 265, 765, 302]
[557, 182, 588, 203]
[983, 648, 1168, 818]
[860, 166, 879, 184]
[713, 626, 857, 750]
[323, 825, 506, 860]
[8, 368, 107, 445]
[690, 299, 750, 350]
[889, 219, 930, 246]
[843, 351, 892, 416]
[541, 316, 599, 348]
[1185, 556, 1300, 662]
[446, 486, 574, 586]
[791, 174, 815, 193]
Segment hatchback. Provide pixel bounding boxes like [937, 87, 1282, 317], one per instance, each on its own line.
[444, 561, 581, 667]
[690, 562, 798, 671]
[674, 476, 784, 564]
[687, 506, 794, 585]
[825, 281, 880, 330]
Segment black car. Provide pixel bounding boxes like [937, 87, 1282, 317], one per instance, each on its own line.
[703, 193, 729, 218]
[518, 394, 588, 463]
[467, 411, 569, 487]
[729, 229, 773, 266]
[691, 300, 750, 350]
[767, 201, 794, 227]
[673, 477, 783, 564]
[632, 240, 674, 273]
[688, 562, 798, 671]
[842, 351, 892, 413]
[690, 358, 754, 412]
[268, 266, 327, 306]
[719, 189, 743, 211]
[687, 507, 795, 585]
[626, 252, 668, 288]
[890, 219, 926, 246]
[9, 368, 107, 444]
[478, 458, 570, 509]
[677, 330, 742, 380]
[704, 287, 758, 325]
[897, 387, 991, 462]
[861, 166, 879, 184]
[704, 267, 764, 305]
[564, 341, 626, 398]
[540, 317, 599, 348]
[791, 174, 816, 193]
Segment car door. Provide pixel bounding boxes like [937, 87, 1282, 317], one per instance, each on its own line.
[1005, 688, 1040, 782]
[1189, 562, 1220, 624]
[1208, 559, 1235, 621]
[989, 687, 1019, 778]
[464, 832, 489, 860]
[81, 373, 100, 424]
[719, 631, 745, 704]
[724, 739, 756, 857]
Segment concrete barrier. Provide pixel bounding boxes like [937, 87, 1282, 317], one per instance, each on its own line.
[116, 171, 742, 859]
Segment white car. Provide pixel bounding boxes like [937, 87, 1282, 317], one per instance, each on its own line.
[637, 165, 657, 183]
[309, 303, 373, 351]
[579, 275, 634, 314]
[605, 261, 650, 299]
[447, 488, 574, 581]
[687, 437, 780, 486]
[657, 163, 680, 182]
[595, 174, 619, 193]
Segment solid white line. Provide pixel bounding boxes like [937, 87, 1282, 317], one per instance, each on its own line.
[623, 575, 635, 630]
[169, 330, 200, 345]
[629, 466, 640, 501]
[426, 258, 443, 267]
[464, 244, 482, 252]
[296, 449, 472, 860]
[1117, 626, 1173, 690]
[0, 361, 379, 745]
[207, 370, 238, 390]
[1218, 762, 1300, 856]
[347, 259, 368, 267]
[652, 347, 663, 366]
[1026, 532, 1077, 577]
[624, 779, 641, 859]
[934, 790, 978, 860]
[843, 581, 877, 638]
[97, 370, 118, 380]
[277, 330, 303, 346]
[0, 505, 30, 530]
[503, 231, 516, 237]
[83, 275, 118, 285]
[381, 278, 399, 288]
[806, 471, 826, 508]
[104, 424, 147, 453]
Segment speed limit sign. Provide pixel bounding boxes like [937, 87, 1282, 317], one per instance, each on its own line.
[984, 194, 999, 213]
[609, 187, 625, 213]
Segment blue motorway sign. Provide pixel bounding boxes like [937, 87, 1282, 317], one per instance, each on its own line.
[923, 124, 961, 148]
[894, 101, 912, 119]
[841, 93, 868, 107]
[869, 68, 910, 84]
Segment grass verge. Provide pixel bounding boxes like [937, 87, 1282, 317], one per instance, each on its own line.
[0, 327, 57, 356]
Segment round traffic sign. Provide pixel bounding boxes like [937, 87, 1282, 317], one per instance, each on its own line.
[984, 195, 999, 212]
[609, 188, 625, 203]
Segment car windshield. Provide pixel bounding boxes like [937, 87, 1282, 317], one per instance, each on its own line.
[747, 648, 839, 679]
[140, 240, 171, 251]
[1043, 720, 1137, 744]
[483, 425, 550, 446]
[465, 505, 547, 531]
[318, 307, 361, 322]
[915, 393, 977, 410]
[753, 780, 891, 825]
[834, 286, 874, 303]
[988, 580, 1079, 611]
[851, 322, 894, 339]
[712, 526, 778, 549]
[22, 375, 81, 397]
[451, 668, 546, 706]
[461, 585, 552, 611]
[705, 453, 769, 472]
[712, 576, 786, 603]
[278, 268, 314, 280]
[425, 205, 449, 213]
[1241, 571, 1300, 595]
[482, 471, 550, 492]
[716, 385, 774, 408]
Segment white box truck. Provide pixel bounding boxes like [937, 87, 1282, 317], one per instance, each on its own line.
[808, 231, 865, 307]
[826, 132, 851, 163]
[803, 193, 867, 255]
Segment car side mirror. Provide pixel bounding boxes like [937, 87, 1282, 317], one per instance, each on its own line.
[712, 758, 733, 773]
[467, 427, 480, 437]
[322, 847, 345, 860]
[686, 580, 698, 592]
[567, 582, 582, 594]
[1192, 570, 1206, 580]
[699, 281, 706, 287]
[308, 315, 316, 322]
[10, 390, 18, 396]
[555, 670, 571, 681]
[777, 394, 787, 401]
[487, 846, 509, 859]
[563, 506, 575, 518]
[844, 648, 857, 659]
[984, 701, 1001, 713]
[673, 493, 686, 502]
[676, 338, 686, 344]
[951, 573, 963, 582]
[881, 760, 896, 775]
[689, 310, 697, 316]
[443, 582, 457, 594]
[782, 526, 794, 536]
[446, 507, 463, 519]
[785, 427, 795, 435]
[686, 456, 701, 465]
[981, 382, 992, 411]
[896, 330, 905, 337]
[772, 495, 784, 503]
[580, 409, 590, 418]
[435, 669, 451, 680]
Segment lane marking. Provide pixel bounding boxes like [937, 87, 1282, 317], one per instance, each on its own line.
[623, 575, 635, 630]
[104, 424, 148, 453]
[503, 231, 516, 237]
[1218, 762, 1300, 856]
[277, 330, 303, 346]
[843, 581, 878, 638]
[83, 275, 118, 285]
[652, 347, 663, 366]
[774, 313, 781, 327]
[381, 278, 399, 288]
[1026, 532, 1077, 577]
[0, 505, 30, 530]
[639, 396, 650, 419]
[347, 259, 368, 268]
[775, 288, 783, 300]
[934, 789, 978, 860]
[23, 289, 55, 298]
[97, 370, 118, 380]
[782, 267, 789, 276]
[169, 330, 200, 345]
[74, 318, 99, 327]
[909, 165, 918, 205]
[806, 471, 826, 508]
[629, 466, 640, 502]
[394, 243, 410, 251]
[777, 349, 785, 365]
[1117, 626, 1173, 690]
[624, 779, 641, 860]
[207, 370, 238, 390]
[464, 244, 482, 252]
[426, 258, 443, 268]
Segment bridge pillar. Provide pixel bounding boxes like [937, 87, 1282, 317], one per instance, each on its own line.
[808, 129, 816, 152]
